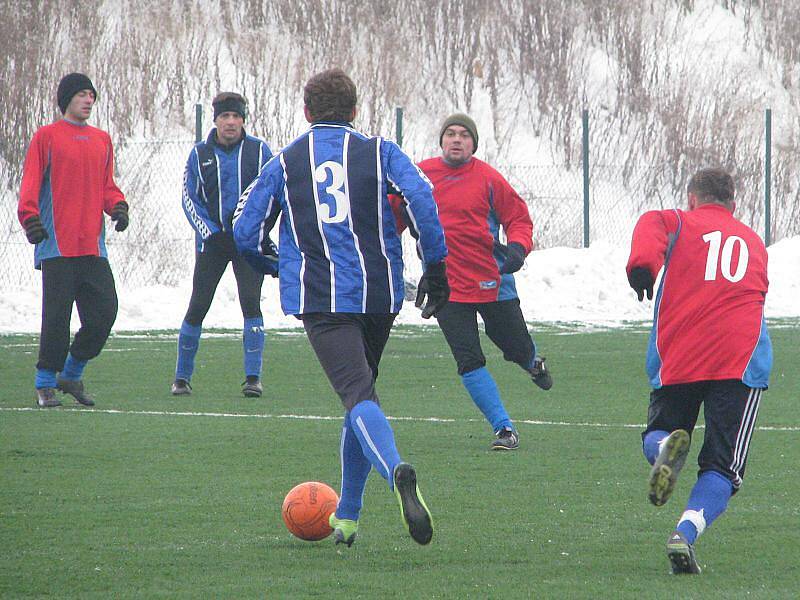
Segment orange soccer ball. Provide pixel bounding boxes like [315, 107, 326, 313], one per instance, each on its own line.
[281, 481, 339, 541]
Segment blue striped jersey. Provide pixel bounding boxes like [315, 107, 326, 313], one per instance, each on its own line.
[183, 130, 271, 252]
[233, 123, 447, 315]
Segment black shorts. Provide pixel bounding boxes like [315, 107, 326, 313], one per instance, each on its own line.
[435, 298, 534, 375]
[643, 380, 763, 490]
[301, 312, 396, 410]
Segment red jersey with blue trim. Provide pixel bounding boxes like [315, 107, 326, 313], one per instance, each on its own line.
[627, 204, 772, 388]
[18, 119, 125, 268]
[416, 157, 533, 303]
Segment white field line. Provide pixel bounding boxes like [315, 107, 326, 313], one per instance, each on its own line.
[1, 406, 799, 432]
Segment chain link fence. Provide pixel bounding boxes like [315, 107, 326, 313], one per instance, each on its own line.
[1, 139, 798, 290]
[1, 139, 196, 290]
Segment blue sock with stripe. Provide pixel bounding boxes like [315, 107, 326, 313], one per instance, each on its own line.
[176, 321, 201, 381]
[243, 317, 264, 378]
[643, 430, 670, 465]
[336, 415, 372, 521]
[461, 367, 513, 432]
[349, 400, 401, 489]
[35, 368, 57, 389]
[60, 353, 87, 381]
[677, 470, 733, 545]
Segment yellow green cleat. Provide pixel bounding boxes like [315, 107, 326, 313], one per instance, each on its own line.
[393, 463, 433, 545]
[329, 514, 358, 547]
[648, 429, 691, 506]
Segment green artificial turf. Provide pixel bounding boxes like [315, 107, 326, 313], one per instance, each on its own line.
[1, 322, 798, 598]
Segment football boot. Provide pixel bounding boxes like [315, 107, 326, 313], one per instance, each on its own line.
[171, 379, 192, 396]
[491, 427, 520, 451]
[56, 377, 95, 406]
[648, 429, 691, 506]
[530, 355, 553, 390]
[329, 514, 358, 547]
[667, 530, 701, 574]
[393, 463, 433, 545]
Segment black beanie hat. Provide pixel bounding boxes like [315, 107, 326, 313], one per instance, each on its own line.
[439, 113, 478, 151]
[212, 92, 247, 122]
[57, 73, 97, 114]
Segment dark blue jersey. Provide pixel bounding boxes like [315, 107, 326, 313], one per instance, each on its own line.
[183, 129, 271, 251]
[233, 123, 447, 315]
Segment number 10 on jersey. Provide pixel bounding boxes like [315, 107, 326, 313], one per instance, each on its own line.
[702, 230, 749, 282]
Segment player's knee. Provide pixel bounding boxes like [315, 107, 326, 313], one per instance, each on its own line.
[346, 395, 380, 411]
[456, 358, 485, 376]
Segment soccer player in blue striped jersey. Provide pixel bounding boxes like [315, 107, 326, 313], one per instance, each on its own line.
[233, 69, 449, 546]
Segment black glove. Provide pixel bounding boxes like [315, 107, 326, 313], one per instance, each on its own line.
[242, 250, 279, 277]
[498, 242, 526, 274]
[628, 266, 654, 301]
[415, 261, 450, 319]
[111, 202, 129, 232]
[205, 231, 238, 260]
[260, 236, 280, 278]
[23, 215, 48, 244]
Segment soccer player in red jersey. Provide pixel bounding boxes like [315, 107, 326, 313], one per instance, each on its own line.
[18, 73, 128, 408]
[395, 113, 552, 451]
[627, 167, 772, 574]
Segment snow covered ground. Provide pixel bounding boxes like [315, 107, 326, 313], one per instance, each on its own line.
[2, 236, 797, 334]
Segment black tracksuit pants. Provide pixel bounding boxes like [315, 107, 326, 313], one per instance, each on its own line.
[38, 256, 118, 372]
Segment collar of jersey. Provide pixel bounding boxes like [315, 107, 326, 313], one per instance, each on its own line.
[310, 121, 354, 129]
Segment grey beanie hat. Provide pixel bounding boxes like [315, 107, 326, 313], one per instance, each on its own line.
[439, 113, 478, 150]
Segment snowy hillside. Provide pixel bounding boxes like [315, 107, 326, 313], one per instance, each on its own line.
[1, 0, 798, 329]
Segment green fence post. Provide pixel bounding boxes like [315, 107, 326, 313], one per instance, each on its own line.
[582, 109, 590, 248]
[395, 107, 404, 148]
[195, 103, 203, 144]
[764, 108, 771, 246]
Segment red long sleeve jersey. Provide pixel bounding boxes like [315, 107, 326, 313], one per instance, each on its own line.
[18, 119, 125, 268]
[627, 204, 772, 388]
[416, 157, 533, 303]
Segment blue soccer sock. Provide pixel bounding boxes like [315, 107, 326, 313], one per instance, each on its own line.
[35, 368, 57, 389]
[643, 430, 670, 465]
[175, 321, 202, 381]
[243, 317, 265, 378]
[349, 400, 401, 488]
[676, 470, 733, 545]
[60, 353, 87, 381]
[461, 367, 513, 432]
[336, 415, 372, 521]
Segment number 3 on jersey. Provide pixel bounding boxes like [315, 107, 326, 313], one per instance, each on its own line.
[314, 160, 350, 224]
[702, 230, 749, 282]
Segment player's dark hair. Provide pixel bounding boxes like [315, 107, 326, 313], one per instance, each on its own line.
[687, 168, 735, 205]
[303, 69, 357, 122]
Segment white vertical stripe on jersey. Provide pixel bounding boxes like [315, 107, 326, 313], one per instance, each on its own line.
[389, 173, 426, 265]
[375, 137, 395, 308]
[236, 142, 244, 225]
[341, 132, 369, 312]
[256, 195, 275, 256]
[280, 153, 305, 313]
[215, 152, 223, 231]
[729, 387, 761, 487]
[307, 131, 336, 312]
